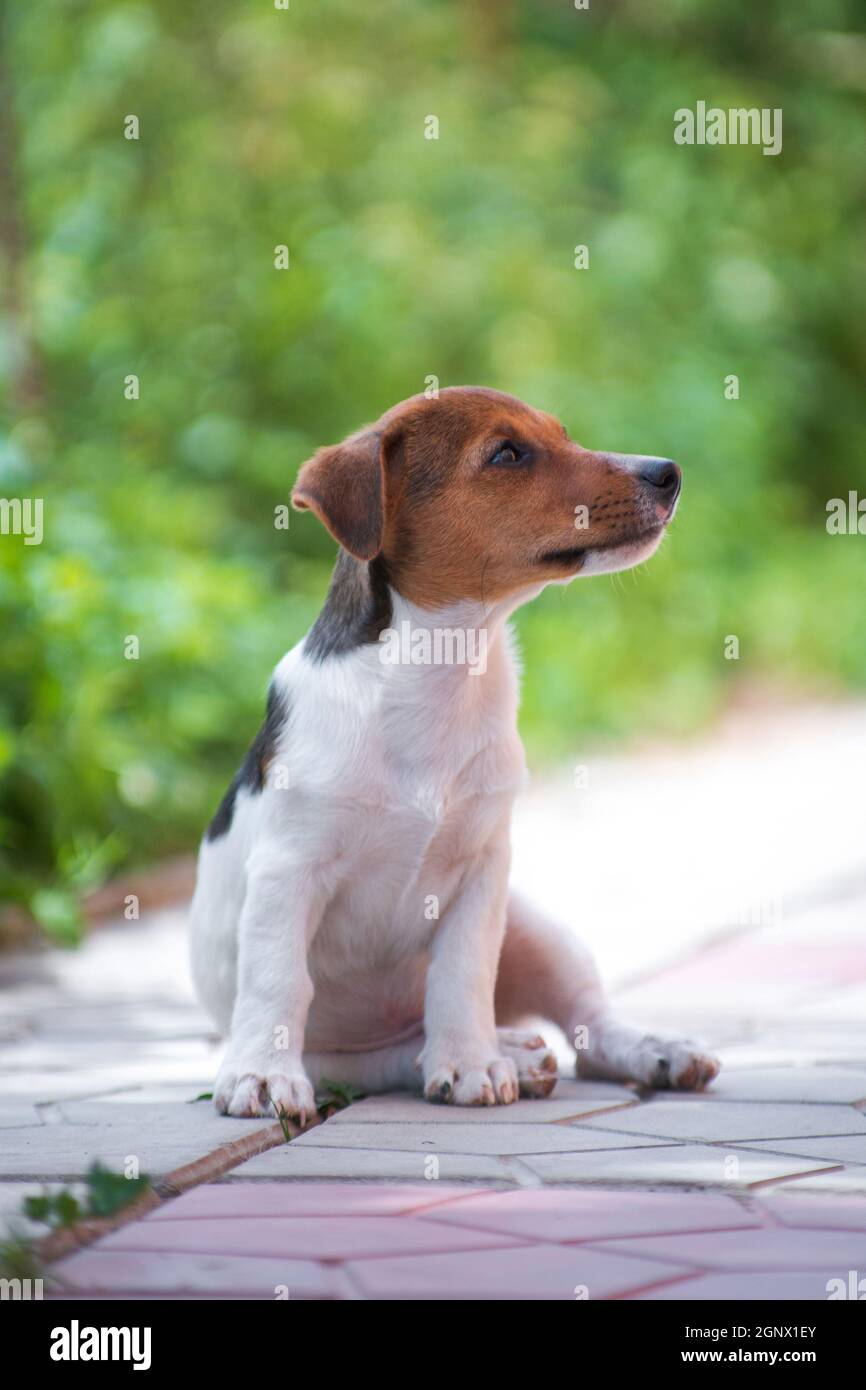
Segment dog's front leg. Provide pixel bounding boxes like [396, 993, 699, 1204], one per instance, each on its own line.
[214, 846, 324, 1121]
[420, 839, 519, 1106]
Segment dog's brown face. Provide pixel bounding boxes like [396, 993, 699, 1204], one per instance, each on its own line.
[292, 387, 681, 609]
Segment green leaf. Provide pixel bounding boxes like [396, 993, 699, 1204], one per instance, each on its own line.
[85, 1163, 150, 1218]
[29, 888, 83, 946]
[23, 1195, 53, 1224]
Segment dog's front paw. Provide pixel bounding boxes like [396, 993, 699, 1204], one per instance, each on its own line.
[214, 1059, 315, 1122]
[422, 1052, 519, 1106]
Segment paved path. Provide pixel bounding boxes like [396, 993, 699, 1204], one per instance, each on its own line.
[2, 704, 865, 1299]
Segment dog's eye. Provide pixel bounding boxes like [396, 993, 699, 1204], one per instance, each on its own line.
[487, 441, 526, 468]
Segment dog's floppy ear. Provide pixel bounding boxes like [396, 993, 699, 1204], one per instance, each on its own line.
[291, 425, 401, 561]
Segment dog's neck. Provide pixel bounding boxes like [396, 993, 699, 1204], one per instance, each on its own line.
[302, 549, 537, 728]
[305, 549, 537, 672]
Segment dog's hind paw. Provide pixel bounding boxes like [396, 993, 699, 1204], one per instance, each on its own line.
[578, 1022, 720, 1092]
[631, 1036, 720, 1091]
[497, 1028, 559, 1098]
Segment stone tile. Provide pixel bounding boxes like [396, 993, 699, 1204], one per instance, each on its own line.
[765, 1169, 866, 1196]
[331, 1087, 637, 1125]
[0, 1071, 151, 1104]
[744, 1135, 866, 1165]
[76, 1083, 215, 1106]
[576, 1100, 866, 1143]
[0, 1111, 269, 1181]
[100, 1214, 523, 1261]
[56, 1099, 245, 1136]
[229, 1143, 518, 1184]
[0, 1059, 219, 1104]
[347, 1241, 690, 1300]
[721, 1041, 866, 1071]
[518, 1144, 838, 1187]
[290, 1120, 663, 1157]
[615, 937, 866, 1020]
[52, 1249, 339, 1299]
[0, 1104, 43, 1129]
[795, 985, 866, 1021]
[637, 1270, 840, 1300]
[418, 1188, 760, 1242]
[594, 1226, 866, 1271]
[146, 1181, 482, 1221]
[761, 1193, 866, 1231]
[662, 1067, 866, 1105]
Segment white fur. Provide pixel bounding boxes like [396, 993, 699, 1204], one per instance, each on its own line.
[190, 581, 718, 1116]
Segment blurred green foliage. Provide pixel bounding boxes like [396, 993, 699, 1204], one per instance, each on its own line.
[1, 0, 864, 938]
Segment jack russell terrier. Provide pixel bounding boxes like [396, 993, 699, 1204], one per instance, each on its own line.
[191, 387, 720, 1119]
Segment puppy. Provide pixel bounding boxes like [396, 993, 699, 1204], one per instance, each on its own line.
[190, 387, 719, 1118]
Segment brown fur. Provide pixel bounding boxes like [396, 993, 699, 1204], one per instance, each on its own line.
[292, 387, 669, 609]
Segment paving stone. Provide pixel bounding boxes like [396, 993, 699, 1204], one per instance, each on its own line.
[146, 1180, 483, 1221]
[743, 1135, 866, 1165]
[615, 936, 866, 1019]
[593, 1226, 866, 1271]
[637, 1270, 841, 1300]
[576, 1100, 866, 1143]
[760, 1192, 866, 1231]
[290, 1120, 665, 1157]
[52, 1249, 340, 1299]
[0, 1060, 218, 1104]
[345, 1242, 691, 1300]
[0, 1113, 269, 1181]
[230, 1143, 518, 1184]
[99, 1213, 523, 1261]
[331, 1087, 637, 1124]
[765, 1169, 866, 1196]
[796, 985, 866, 1020]
[55, 1099, 246, 1141]
[418, 1187, 760, 1243]
[70, 1083, 215, 1106]
[0, 1104, 43, 1129]
[721, 1029, 866, 1064]
[518, 1144, 838, 1187]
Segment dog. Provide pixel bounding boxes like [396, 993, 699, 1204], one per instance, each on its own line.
[190, 387, 720, 1119]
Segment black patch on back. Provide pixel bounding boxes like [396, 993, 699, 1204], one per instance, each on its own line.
[205, 684, 289, 841]
[304, 550, 392, 662]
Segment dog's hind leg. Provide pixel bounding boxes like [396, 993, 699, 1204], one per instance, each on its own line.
[497, 890, 719, 1091]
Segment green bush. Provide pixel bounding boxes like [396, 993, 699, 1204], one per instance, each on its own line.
[1, 0, 864, 937]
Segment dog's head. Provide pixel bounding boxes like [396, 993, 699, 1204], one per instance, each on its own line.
[292, 387, 681, 609]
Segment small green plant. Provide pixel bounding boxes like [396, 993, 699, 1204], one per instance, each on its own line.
[84, 1162, 151, 1219]
[0, 1232, 42, 1281]
[273, 1103, 293, 1143]
[22, 1162, 151, 1232]
[23, 1188, 81, 1229]
[191, 1091, 213, 1102]
[315, 1079, 365, 1116]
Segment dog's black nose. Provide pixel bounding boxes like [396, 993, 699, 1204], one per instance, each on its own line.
[639, 458, 681, 499]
